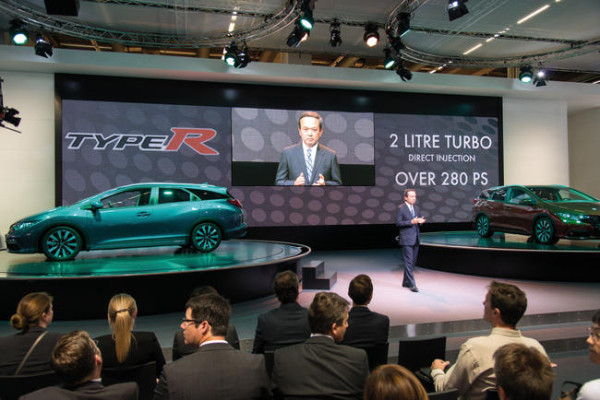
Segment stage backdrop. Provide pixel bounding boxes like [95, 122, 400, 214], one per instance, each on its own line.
[56, 74, 502, 228]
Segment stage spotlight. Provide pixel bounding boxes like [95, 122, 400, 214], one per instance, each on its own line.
[383, 48, 396, 70]
[397, 12, 411, 37]
[533, 68, 547, 87]
[448, 0, 469, 21]
[34, 34, 53, 58]
[287, 22, 310, 47]
[396, 63, 413, 82]
[330, 20, 342, 47]
[9, 20, 29, 45]
[223, 42, 239, 67]
[388, 35, 405, 53]
[1, 107, 21, 128]
[519, 66, 533, 83]
[299, 0, 315, 30]
[364, 24, 380, 47]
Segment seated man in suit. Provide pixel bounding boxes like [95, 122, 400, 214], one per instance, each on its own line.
[154, 293, 271, 400]
[172, 286, 240, 360]
[252, 270, 311, 354]
[341, 274, 390, 347]
[430, 281, 550, 400]
[275, 111, 342, 186]
[493, 343, 554, 400]
[21, 330, 137, 400]
[272, 292, 369, 400]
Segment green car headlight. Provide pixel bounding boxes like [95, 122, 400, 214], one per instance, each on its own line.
[11, 220, 41, 232]
[555, 212, 584, 224]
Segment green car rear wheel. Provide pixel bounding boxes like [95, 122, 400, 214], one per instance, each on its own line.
[191, 222, 222, 253]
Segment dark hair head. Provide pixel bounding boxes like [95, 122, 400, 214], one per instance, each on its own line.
[403, 188, 416, 199]
[592, 310, 600, 325]
[308, 292, 349, 335]
[348, 274, 373, 305]
[185, 293, 231, 337]
[10, 292, 54, 332]
[273, 270, 300, 303]
[494, 343, 554, 400]
[51, 330, 99, 386]
[298, 111, 323, 130]
[190, 285, 218, 298]
[364, 364, 428, 400]
[488, 281, 527, 326]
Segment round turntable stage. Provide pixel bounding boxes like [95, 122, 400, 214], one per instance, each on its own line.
[419, 231, 600, 282]
[0, 240, 310, 320]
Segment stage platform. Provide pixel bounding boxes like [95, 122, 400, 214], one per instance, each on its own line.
[0, 240, 310, 320]
[419, 231, 600, 282]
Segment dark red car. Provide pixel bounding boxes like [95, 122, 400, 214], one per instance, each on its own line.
[473, 185, 600, 244]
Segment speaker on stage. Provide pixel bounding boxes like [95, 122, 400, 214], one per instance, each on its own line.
[44, 0, 80, 16]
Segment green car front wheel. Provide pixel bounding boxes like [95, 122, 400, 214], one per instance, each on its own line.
[42, 226, 83, 261]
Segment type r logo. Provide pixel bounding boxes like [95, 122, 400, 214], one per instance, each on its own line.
[166, 128, 219, 155]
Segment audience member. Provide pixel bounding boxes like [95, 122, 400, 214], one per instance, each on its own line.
[96, 293, 165, 377]
[272, 291, 369, 400]
[252, 270, 310, 353]
[364, 364, 428, 400]
[0, 292, 63, 375]
[172, 286, 240, 360]
[430, 281, 549, 400]
[493, 343, 554, 400]
[576, 310, 600, 400]
[341, 274, 390, 347]
[21, 330, 137, 400]
[154, 293, 270, 400]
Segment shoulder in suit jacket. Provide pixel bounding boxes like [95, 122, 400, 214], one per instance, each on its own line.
[0, 327, 63, 375]
[272, 336, 369, 400]
[20, 381, 138, 400]
[154, 342, 270, 400]
[96, 331, 166, 377]
[341, 306, 390, 347]
[252, 302, 310, 354]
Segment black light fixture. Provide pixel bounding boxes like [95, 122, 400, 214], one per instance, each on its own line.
[396, 62, 413, 82]
[396, 12, 411, 37]
[533, 67, 547, 87]
[364, 24, 380, 47]
[383, 47, 396, 70]
[519, 66, 533, 83]
[9, 19, 29, 45]
[299, 0, 315, 31]
[287, 22, 310, 47]
[0, 77, 22, 132]
[448, 0, 469, 21]
[223, 42, 251, 68]
[329, 19, 342, 47]
[35, 34, 53, 58]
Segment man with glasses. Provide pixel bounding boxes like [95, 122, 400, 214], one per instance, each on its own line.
[153, 293, 271, 400]
[21, 330, 137, 399]
[577, 310, 600, 400]
[275, 111, 342, 186]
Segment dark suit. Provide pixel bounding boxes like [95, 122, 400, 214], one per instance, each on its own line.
[272, 336, 369, 400]
[0, 327, 63, 375]
[153, 342, 271, 400]
[275, 143, 342, 185]
[396, 202, 422, 288]
[341, 306, 390, 347]
[171, 324, 240, 360]
[96, 331, 166, 377]
[20, 381, 138, 400]
[252, 302, 311, 354]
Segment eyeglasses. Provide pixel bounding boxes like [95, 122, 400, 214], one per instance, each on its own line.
[587, 326, 600, 341]
[181, 318, 202, 327]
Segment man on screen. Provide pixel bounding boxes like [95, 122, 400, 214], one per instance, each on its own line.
[275, 111, 342, 186]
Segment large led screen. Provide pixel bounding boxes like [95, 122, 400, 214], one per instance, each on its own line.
[57, 75, 502, 228]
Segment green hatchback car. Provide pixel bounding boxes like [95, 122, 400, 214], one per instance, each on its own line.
[5, 183, 246, 261]
[473, 185, 600, 244]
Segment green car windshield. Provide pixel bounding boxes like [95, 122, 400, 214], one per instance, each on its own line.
[526, 187, 598, 202]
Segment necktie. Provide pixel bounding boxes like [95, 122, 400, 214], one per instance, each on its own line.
[410, 206, 415, 218]
[306, 148, 313, 180]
